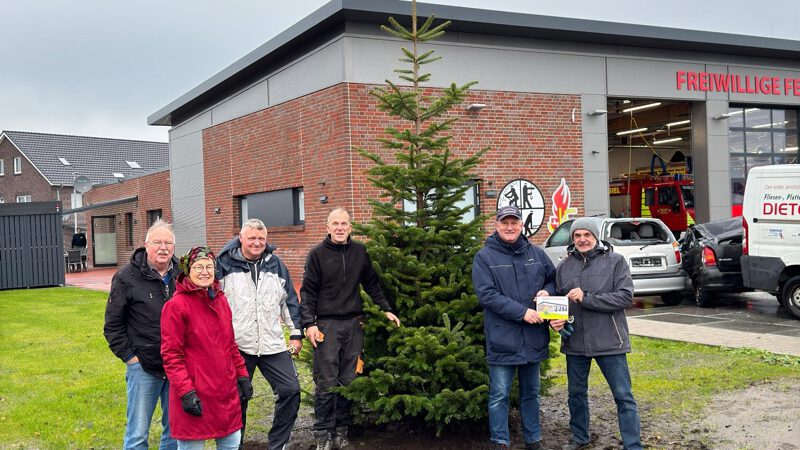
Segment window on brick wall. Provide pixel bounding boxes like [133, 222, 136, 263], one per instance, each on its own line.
[125, 213, 134, 246]
[0, 197, 4, 203]
[402, 180, 480, 224]
[147, 209, 163, 227]
[13, 157, 22, 174]
[240, 188, 304, 227]
[16, 195, 32, 203]
[0, 158, 4, 176]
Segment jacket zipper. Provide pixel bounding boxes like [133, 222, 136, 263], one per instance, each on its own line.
[611, 316, 624, 348]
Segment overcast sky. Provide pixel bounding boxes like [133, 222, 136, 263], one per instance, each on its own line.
[1, 0, 798, 143]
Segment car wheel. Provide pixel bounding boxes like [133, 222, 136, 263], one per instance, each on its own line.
[693, 280, 715, 308]
[781, 275, 800, 320]
[660, 291, 684, 306]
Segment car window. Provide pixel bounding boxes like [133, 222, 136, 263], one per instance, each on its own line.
[546, 220, 573, 247]
[607, 220, 672, 245]
[681, 185, 694, 208]
[644, 188, 655, 206]
[658, 186, 679, 208]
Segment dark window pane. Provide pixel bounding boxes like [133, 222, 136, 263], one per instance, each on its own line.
[241, 188, 303, 227]
[731, 181, 745, 205]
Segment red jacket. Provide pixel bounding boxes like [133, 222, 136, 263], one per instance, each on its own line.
[161, 276, 249, 440]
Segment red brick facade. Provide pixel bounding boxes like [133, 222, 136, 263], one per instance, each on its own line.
[202, 83, 583, 282]
[83, 170, 172, 267]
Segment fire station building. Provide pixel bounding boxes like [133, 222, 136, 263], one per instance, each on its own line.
[148, 0, 800, 279]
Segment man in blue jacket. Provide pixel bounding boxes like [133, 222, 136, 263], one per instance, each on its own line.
[472, 205, 564, 450]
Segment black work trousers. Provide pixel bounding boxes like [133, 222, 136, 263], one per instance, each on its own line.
[312, 316, 364, 431]
[240, 350, 301, 450]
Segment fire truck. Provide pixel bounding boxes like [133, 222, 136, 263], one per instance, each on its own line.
[609, 158, 696, 234]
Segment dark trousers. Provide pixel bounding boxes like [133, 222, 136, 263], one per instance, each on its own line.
[240, 351, 301, 450]
[312, 316, 364, 431]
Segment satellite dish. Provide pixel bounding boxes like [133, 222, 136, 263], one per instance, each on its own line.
[73, 175, 93, 193]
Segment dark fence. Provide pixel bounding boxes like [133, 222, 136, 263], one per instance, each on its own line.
[0, 202, 65, 290]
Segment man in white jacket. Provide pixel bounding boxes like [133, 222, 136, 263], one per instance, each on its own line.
[217, 219, 303, 450]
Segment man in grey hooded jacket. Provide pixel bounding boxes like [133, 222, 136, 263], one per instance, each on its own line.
[556, 218, 642, 450]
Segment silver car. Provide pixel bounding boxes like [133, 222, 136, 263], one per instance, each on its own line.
[542, 217, 686, 306]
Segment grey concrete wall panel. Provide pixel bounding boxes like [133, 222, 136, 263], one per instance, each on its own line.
[583, 171, 610, 218]
[169, 112, 212, 140]
[169, 131, 206, 252]
[268, 40, 344, 106]
[607, 58, 706, 100]
[171, 164, 206, 200]
[211, 81, 269, 126]
[169, 132, 204, 168]
[728, 66, 800, 105]
[580, 92, 611, 217]
[692, 102, 711, 224]
[348, 37, 606, 94]
[705, 65, 730, 101]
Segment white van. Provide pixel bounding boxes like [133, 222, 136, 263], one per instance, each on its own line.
[740, 164, 800, 319]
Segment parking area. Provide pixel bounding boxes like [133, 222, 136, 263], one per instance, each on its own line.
[628, 291, 800, 356]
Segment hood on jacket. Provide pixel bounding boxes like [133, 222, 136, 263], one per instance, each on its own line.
[485, 231, 529, 254]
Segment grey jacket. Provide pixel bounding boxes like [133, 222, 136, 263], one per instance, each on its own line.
[556, 240, 634, 356]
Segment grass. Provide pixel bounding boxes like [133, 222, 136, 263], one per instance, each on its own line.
[0, 287, 798, 449]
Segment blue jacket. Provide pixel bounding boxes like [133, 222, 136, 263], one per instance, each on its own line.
[472, 232, 557, 365]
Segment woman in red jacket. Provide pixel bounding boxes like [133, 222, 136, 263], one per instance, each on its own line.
[161, 246, 253, 450]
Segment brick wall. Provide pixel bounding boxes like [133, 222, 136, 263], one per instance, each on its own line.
[83, 170, 172, 267]
[201, 82, 583, 284]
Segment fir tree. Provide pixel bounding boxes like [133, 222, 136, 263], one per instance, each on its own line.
[340, 1, 492, 434]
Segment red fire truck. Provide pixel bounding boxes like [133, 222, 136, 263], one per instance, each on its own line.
[609, 176, 695, 234]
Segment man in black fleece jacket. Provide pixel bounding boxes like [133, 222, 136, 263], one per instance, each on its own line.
[301, 208, 400, 450]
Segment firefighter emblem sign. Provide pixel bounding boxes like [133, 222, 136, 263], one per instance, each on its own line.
[497, 179, 545, 237]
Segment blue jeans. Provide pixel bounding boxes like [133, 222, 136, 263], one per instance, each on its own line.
[177, 430, 241, 450]
[566, 354, 642, 450]
[124, 362, 176, 450]
[488, 363, 542, 445]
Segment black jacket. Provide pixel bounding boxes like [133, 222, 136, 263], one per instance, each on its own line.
[103, 248, 179, 378]
[300, 236, 392, 328]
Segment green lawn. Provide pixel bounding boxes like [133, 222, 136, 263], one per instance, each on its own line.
[0, 287, 798, 449]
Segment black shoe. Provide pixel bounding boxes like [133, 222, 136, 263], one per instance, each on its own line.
[562, 439, 589, 450]
[525, 441, 545, 450]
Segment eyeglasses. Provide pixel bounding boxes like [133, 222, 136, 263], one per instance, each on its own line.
[148, 241, 174, 248]
[191, 265, 215, 273]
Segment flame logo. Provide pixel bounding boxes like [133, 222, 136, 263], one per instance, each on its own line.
[547, 178, 578, 233]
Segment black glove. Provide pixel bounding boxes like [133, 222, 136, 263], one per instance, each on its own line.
[181, 390, 203, 416]
[237, 376, 253, 401]
[559, 322, 574, 340]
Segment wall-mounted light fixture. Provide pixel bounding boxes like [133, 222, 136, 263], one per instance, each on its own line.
[713, 113, 733, 120]
[319, 195, 329, 204]
[213, 207, 221, 214]
[466, 103, 486, 111]
[587, 109, 608, 116]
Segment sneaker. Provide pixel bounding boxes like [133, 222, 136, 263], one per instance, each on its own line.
[525, 441, 544, 450]
[562, 439, 589, 450]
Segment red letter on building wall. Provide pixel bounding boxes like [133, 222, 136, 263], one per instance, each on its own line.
[676, 71, 687, 90]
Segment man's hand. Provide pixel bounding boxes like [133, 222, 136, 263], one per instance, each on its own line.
[288, 339, 303, 355]
[535, 289, 550, 297]
[566, 288, 584, 303]
[305, 326, 323, 348]
[523, 308, 543, 324]
[385, 312, 401, 327]
[549, 319, 567, 331]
